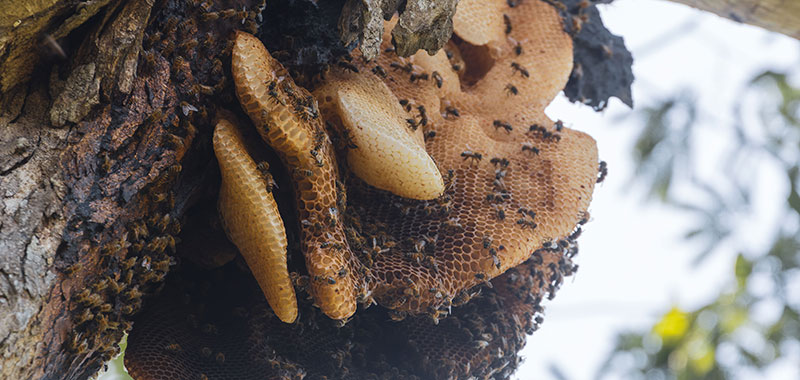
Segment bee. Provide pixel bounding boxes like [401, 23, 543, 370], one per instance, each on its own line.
[443, 217, 463, 232]
[310, 149, 324, 167]
[75, 309, 94, 324]
[338, 61, 359, 73]
[452, 63, 462, 72]
[144, 32, 162, 49]
[445, 106, 460, 119]
[211, 58, 223, 75]
[417, 105, 428, 126]
[493, 120, 513, 133]
[602, 44, 613, 58]
[503, 14, 512, 34]
[572, 62, 584, 80]
[597, 160, 608, 183]
[423, 255, 439, 273]
[554, 120, 564, 131]
[297, 168, 313, 178]
[92, 279, 109, 292]
[492, 255, 502, 269]
[406, 118, 419, 131]
[484, 192, 503, 204]
[483, 236, 493, 249]
[265, 83, 281, 105]
[432, 71, 443, 88]
[145, 109, 164, 125]
[507, 0, 520, 7]
[194, 83, 214, 95]
[516, 218, 537, 229]
[399, 98, 412, 112]
[107, 276, 124, 294]
[493, 205, 505, 220]
[160, 40, 175, 56]
[438, 195, 454, 214]
[513, 41, 523, 56]
[424, 130, 436, 141]
[521, 143, 539, 155]
[384, 46, 396, 53]
[201, 11, 219, 22]
[180, 39, 198, 52]
[493, 178, 506, 191]
[390, 61, 413, 73]
[504, 84, 518, 96]
[142, 49, 158, 70]
[461, 150, 482, 164]
[490, 157, 510, 168]
[388, 310, 407, 322]
[336, 130, 357, 150]
[96, 314, 118, 332]
[510, 62, 529, 78]
[164, 16, 179, 34]
[410, 72, 429, 83]
[528, 123, 545, 134]
[372, 65, 387, 77]
[280, 82, 295, 99]
[518, 207, 536, 219]
[571, 15, 584, 34]
[124, 286, 143, 301]
[63, 262, 82, 275]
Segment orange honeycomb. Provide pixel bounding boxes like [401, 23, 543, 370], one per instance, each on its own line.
[231, 32, 361, 320]
[315, 0, 596, 316]
[126, 0, 600, 378]
[213, 116, 298, 323]
[225, 0, 596, 321]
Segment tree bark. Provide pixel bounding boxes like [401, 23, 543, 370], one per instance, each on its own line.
[665, 0, 800, 39]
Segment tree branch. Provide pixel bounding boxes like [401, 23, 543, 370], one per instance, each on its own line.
[665, 0, 800, 39]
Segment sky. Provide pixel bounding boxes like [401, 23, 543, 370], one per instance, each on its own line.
[518, 0, 800, 379]
[98, 1, 800, 379]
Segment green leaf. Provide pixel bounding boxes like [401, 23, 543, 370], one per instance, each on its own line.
[734, 253, 752, 289]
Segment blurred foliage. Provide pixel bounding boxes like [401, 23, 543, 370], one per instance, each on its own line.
[598, 67, 800, 379]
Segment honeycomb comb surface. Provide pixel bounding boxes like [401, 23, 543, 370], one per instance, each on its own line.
[232, 31, 360, 320]
[315, 0, 596, 315]
[126, 1, 601, 378]
[315, 72, 445, 200]
[213, 117, 298, 323]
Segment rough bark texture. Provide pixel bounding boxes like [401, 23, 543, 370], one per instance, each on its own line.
[667, 0, 800, 40]
[0, 0, 234, 377]
[339, 0, 459, 59]
[0, 81, 69, 380]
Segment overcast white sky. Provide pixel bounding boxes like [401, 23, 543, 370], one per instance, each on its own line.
[518, 1, 800, 379]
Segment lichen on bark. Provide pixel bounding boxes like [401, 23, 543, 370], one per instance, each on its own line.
[339, 0, 459, 60]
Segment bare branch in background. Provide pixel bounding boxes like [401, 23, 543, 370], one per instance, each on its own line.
[666, 0, 800, 40]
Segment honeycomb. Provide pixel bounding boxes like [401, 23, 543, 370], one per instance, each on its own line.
[222, 0, 597, 322]
[125, 0, 600, 377]
[126, 245, 574, 379]
[314, 0, 596, 316]
[316, 72, 445, 200]
[214, 116, 297, 323]
[231, 31, 360, 320]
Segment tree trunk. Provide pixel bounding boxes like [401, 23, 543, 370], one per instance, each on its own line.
[0, 0, 212, 378]
[665, 0, 800, 39]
